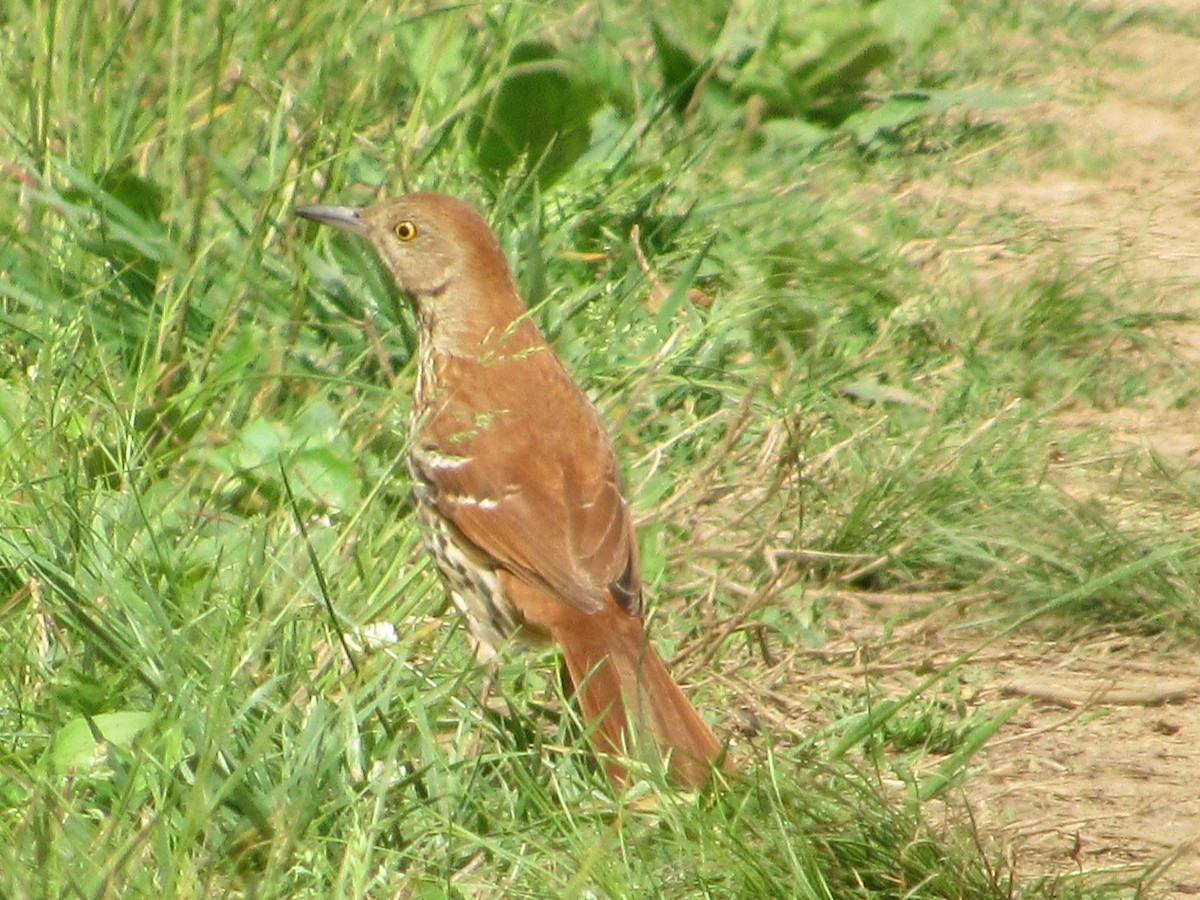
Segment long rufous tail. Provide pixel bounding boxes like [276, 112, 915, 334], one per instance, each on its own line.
[554, 612, 725, 789]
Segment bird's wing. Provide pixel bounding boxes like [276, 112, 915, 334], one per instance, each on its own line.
[412, 354, 641, 617]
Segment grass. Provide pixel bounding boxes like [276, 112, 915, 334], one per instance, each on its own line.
[1, 0, 1197, 896]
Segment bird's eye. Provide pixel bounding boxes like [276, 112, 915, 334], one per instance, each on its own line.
[394, 221, 417, 241]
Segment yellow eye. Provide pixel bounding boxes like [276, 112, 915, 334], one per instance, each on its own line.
[394, 220, 417, 241]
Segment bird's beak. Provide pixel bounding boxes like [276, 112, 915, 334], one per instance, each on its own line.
[295, 204, 367, 236]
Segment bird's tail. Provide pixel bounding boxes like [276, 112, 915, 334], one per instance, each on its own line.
[555, 612, 725, 789]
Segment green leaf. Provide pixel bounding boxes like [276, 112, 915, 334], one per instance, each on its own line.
[759, 117, 833, 151]
[66, 161, 169, 305]
[47, 711, 155, 773]
[923, 86, 1051, 113]
[728, 6, 896, 125]
[843, 87, 1044, 145]
[467, 41, 601, 188]
[872, 0, 951, 48]
[650, 9, 722, 112]
[292, 446, 359, 510]
[784, 26, 896, 120]
[235, 418, 290, 469]
[841, 94, 933, 144]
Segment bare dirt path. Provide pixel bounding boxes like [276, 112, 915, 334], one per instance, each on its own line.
[892, 3, 1200, 893]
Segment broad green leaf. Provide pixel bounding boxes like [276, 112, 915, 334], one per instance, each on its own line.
[842, 94, 933, 144]
[872, 0, 951, 48]
[650, 9, 722, 112]
[47, 711, 154, 773]
[293, 446, 359, 510]
[759, 117, 832, 150]
[784, 26, 896, 119]
[65, 161, 169, 305]
[467, 41, 601, 188]
[235, 418, 290, 469]
[924, 86, 1051, 112]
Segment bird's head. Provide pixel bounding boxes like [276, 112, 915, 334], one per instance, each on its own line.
[297, 192, 535, 354]
[297, 192, 514, 300]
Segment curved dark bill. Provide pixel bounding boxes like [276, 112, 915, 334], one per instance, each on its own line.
[295, 204, 366, 236]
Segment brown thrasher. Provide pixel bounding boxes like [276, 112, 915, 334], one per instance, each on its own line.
[296, 193, 723, 788]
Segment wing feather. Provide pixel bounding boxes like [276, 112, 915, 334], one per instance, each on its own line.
[413, 350, 641, 617]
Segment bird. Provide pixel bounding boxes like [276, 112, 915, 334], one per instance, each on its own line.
[296, 193, 724, 789]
